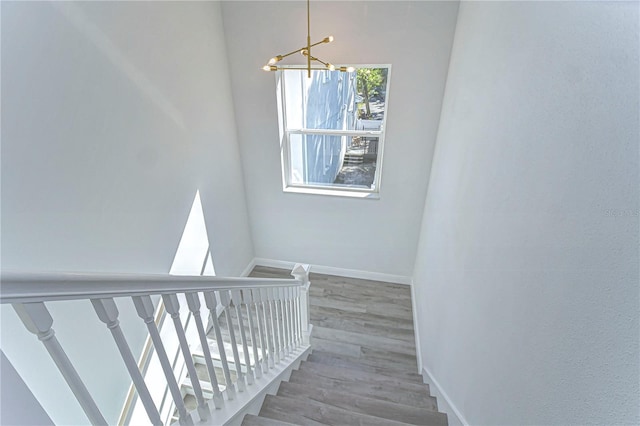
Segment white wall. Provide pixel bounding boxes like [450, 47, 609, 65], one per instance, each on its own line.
[413, 1, 639, 424]
[1, 1, 253, 423]
[1, 351, 53, 425]
[222, 1, 459, 277]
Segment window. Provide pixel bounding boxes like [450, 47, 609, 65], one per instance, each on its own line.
[276, 66, 391, 197]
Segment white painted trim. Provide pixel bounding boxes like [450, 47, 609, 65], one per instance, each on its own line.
[0, 273, 300, 304]
[422, 365, 469, 426]
[239, 258, 257, 277]
[276, 65, 392, 197]
[409, 278, 423, 374]
[185, 346, 311, 426]
[283, 185, 380, 199]
[224, 347, 311, 426]
[253, 258, 412, 285]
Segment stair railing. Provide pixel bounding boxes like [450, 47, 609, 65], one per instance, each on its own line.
[0, 267, 311, 426]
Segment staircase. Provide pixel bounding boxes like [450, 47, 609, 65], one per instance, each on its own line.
[1, 269, 312, 426]
[2, 266, 448, 425]
[343, 152, 364, 165]
[242, 267, 448, 426]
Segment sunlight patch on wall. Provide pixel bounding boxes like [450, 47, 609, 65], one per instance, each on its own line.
[169, 190, 215, 276]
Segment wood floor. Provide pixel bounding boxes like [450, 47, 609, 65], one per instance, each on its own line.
[250, 267, 418, 368]
[243, 266, 448, 426]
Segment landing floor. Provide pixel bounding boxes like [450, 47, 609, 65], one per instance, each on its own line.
[248, 266, 418, 371]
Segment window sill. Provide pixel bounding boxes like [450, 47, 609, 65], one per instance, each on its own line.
[283, 185, 380, 199]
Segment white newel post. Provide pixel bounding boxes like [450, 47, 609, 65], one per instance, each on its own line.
[291, 264, 311, 345]
[91, 298, 162, 426]
[13, 302, 108, 426]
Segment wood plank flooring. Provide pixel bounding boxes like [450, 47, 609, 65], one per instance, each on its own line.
[248, 266, 419, 370]
[244, 266, 448, 426]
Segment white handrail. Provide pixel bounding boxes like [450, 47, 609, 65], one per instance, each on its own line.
[0, 272, 301, 304]
[2, 266, 312, 426]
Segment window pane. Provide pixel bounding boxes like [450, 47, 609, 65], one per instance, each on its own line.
[283, 70, 304, 130]
[283, 67, 388, 132]
[289, 134, 378, 189]
[355, 68, 388, 131]
[334, 136, 378, 189]
[289, 133, 346, 185]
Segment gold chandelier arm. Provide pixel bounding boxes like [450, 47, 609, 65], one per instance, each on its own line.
[277, 47, 307, 61]
[263, 0, 342, 76]
[309, 37, 333, 49]
[264, 66, 349, 72]
[308, 55, 334, 71]
[307, 0, 311, 77]
[307, 0, 311, 42]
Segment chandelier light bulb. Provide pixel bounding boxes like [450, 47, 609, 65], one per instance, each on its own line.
[327, 63, 336, 71]
[268, 56, 279, 65]
[262, 65, 277, 71]
[323, 36, 334, 43]
[338, 66, 356, 73]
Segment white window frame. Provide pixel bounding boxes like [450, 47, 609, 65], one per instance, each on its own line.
[275, 65, 392, 198]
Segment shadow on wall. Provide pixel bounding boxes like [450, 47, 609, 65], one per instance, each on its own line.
[53, 1, 185, 128]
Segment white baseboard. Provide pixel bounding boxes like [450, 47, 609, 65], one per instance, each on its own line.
[252, 257, 411, 285]
[409, 278, 422, 374]
[422, 365, 468, 426]
[239, 258, 257, 277]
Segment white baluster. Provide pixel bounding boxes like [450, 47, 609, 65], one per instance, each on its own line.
[219, 291, 245, 392]
[231, 290, 254, 385]
[260, 288, 276, 369]
[243, 290, 262, 379]
[295, 286, 302, 345]
[203, 292, 235, 400]
[162, 294, 209, 421]
[287, 288, 295, 350]
[133, 296, 193, 426]
[279, 287, 290, 357]
[291, 264, 312, 345]
[185, 292, 223, 410]
[278, 287, 289, 358]
[290, 287, 299, 348]
[91, 298, 162, 425]
[13, 303, 108, 426]
[252, 289, 269, 374]
[271, 288, 283, 360]
[267, 287, 281, 365]
[287, 287, 297, 348]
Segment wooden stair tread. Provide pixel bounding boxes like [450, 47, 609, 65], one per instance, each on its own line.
[240, 268, 449, 425]
[259, 396, 326, 426]
[288, 370, 436, 409]
[298, 361, 430, 393]
[261, 394, 413, 426]
[277, 381, 446, 425]
[242, 414, 297, 426]
[307, 351, 424, 384]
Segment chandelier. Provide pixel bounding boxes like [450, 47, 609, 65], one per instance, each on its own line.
[262, 0, 354, 78]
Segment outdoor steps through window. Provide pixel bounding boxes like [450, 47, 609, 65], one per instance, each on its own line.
[343, 152, 364, 165]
